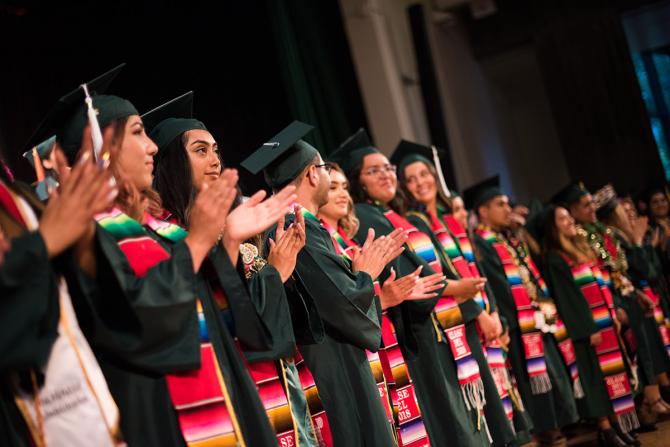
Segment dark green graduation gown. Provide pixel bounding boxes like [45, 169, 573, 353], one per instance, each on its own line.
[0, 229, 60, 447]
[265, 212, 396, 447]
[544, 252, 613, 419]
[407, 211, 517, 446]
[355, 203, 489, 447]
[0, 182, 63, 446]
[473, 232, 578, 434]
[68, 221, 277, 446]
[617, 233, 670, 379]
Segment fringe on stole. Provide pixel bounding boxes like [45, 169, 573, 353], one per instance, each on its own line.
[489, 366, 516, 434]
[573, 377, 585, 399]
[529, 373, 552, 395]
[618, 411, 640, 433]
[461, 378, 486, 412]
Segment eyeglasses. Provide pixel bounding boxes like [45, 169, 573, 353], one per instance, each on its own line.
[314, 162, 333, 173]
[361, 164, 397, 177]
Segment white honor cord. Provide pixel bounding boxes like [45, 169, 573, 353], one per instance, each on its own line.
[81, 83, 104, 163]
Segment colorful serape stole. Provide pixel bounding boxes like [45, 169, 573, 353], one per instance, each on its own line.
[151, 215, 314, 446]
[440, 214, 489, 312]
[475, 226, 552, 395]
[438, 213, 525, 427]
[521, 247, 581, 398]
[294, 352, 333, 447]
[640, 281, 670, 358]
[385, 210, 485, 415]
[321, 219, 423, 446]
[565, 258, 639, 431]
[97, 209, 243, 446]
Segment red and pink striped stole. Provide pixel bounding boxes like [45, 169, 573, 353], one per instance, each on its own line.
[96, 209, 243, 446]
[474, 226, 553, 395]
[321, 217, 430, 447]
[562, 256, 639, 432]
[384, 209, 485, 418]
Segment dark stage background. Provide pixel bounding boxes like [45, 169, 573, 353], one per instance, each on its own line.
[0, 0, 368, 192]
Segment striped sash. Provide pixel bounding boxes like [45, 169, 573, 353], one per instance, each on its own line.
[321, 218, 430, 447]
[384, 210, 485, 416]
[639, 281, 670, 358]
[437, 212, 524, 425]
[475, 227, 553, 395]
[564, 258, 639, 432]
[97, 209, 243, 446]
[294, 352, 333, 446]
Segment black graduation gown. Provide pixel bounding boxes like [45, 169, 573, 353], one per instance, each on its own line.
[473, 232, 579, 433]
[265, 213, 396, 447]
[544, 252, 613, 419]
[68, 222, 277, 446]
[407, 212, 517, 446]
[355, 203, 489, 447]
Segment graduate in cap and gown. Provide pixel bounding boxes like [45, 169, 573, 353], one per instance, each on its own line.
[242, 121, 405, 447]
[392, 140, 526, 447]
[467, 178, 579, 445]
[1, 114, 121, 446]
[146, 92, 318, 446]
[331, 129, 492, 447]
[29, 65, 289, 446]
[539, 201, 641, 446]
[21, 136, 59, 201]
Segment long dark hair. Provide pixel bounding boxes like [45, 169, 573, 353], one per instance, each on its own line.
[346, 155, 408, 215]
[541, 204, 594, 263]
[152, 133, 195, 226]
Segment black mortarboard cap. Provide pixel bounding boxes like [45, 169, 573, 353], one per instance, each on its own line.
[26, 64, 128, 161]
[328, 128, 379, 174]
[551, 182, 589, 207]
[144, 91, 207, 150]
[462, 175, 503, 211]
[22, 135, 56, 168]
[241, 120, 318, 189]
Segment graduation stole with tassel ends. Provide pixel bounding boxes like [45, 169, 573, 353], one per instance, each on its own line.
[561, 257, 640, 432]
[96, 209, 245, 447]
[638, 279, 670, 358]
[475, 226, 557, 395]
[384, 209, 486, 417]
[319, 216, 431, 447]
[437, 211, 517, 425]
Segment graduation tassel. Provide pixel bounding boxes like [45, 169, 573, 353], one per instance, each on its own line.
[31, 147, 45, 182]
[431, 145, 451, 202]
[81, 83, 104, 164]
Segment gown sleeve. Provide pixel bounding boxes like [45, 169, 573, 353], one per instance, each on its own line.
[0, 231, 59, 372]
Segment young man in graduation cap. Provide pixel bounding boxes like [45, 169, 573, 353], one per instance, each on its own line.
[242, 121, 406, 447]
[468, 177, 580, 446]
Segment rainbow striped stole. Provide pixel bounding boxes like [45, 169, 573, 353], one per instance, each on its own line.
[563, 257, 639, 432]
[96, 209, 243, 446]
[385, 210, 485, 417]
[96, 209, 171, 277]
[435, 212, 489, 312]
[294, 352, 333, 446]
[475, 226, 552, 395]
[323, 222, 429, 446]
[640, 281, 670, 358]
[522, 250, 581, 398]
